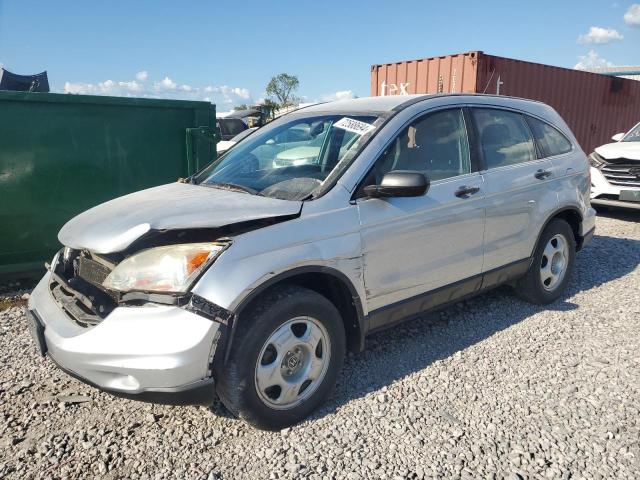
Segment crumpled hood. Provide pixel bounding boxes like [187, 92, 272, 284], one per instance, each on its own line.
[58, 183, 302, 254]
[595, 142, 640, 161]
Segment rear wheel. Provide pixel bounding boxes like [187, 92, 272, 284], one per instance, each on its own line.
[217, 285, 345, 430]
[515, 219, 576, 304]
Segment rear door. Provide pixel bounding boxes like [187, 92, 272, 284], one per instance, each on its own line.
[471, 107, 558, 272]
[356, 107, 486, 321]
[525, 114, 589, 211]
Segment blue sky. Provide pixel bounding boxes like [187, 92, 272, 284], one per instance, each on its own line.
[0, 0, 638, 112]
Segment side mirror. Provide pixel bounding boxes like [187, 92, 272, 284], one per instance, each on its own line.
[363, 170, 429, 198]
[612, 133, 625, 142]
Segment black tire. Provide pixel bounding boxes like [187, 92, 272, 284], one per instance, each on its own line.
[515, 219, 576, 305]
[217, 285, 346, 430]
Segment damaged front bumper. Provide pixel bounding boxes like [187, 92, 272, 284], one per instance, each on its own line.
[27, 271, 226, 405]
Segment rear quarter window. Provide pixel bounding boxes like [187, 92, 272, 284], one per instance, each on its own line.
[526, 116, 573, 157]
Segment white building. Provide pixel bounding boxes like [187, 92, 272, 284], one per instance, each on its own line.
[584, 66, 640, 82]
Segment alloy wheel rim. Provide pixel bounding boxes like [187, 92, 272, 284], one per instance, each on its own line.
[255, 316, 331, 410]
[540, 234, 569, 291]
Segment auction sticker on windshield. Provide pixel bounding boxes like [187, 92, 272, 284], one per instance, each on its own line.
[334, 117, 375, 135]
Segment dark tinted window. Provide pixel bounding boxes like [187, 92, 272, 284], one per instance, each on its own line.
[370, 109, 471, 183]
[218, 118, 247, 137]
[526, 116, 572, 157]
[473, 109, 536, 169]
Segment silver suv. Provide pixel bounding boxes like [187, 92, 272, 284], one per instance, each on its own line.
[28, 95, 596, 430]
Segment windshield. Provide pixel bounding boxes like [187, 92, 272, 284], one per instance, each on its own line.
[622, 123, 640, 142]
[195, 114, 380, 200]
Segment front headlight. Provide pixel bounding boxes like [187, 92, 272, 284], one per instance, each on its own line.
[103, 243, 226, 293]
[588, 152, 605, 168]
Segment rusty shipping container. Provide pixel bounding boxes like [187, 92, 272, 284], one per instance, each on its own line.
[371, 51, 640, 153]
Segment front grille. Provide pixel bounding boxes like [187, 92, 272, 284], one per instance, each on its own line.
[50, 249, 118, 328]
[77, 255, 112, 288]
[601, 164, 640, 187]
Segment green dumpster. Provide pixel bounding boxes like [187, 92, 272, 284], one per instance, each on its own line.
[0, 91, 218, 278]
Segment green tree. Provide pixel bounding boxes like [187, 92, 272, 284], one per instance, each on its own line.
[266, 73, 299, 108]
[233, 104, 248, 111]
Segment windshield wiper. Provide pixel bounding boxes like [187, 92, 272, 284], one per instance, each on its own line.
[207, 181, 262, 196]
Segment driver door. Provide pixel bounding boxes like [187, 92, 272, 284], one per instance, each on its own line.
[356, 108, 486, 328]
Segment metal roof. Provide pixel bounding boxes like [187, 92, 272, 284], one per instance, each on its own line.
[583, 66, 640, 81]
[302, 94, 429, 113]
[301, 93, 552, 115]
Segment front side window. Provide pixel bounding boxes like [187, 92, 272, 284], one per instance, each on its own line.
[622, 123, 640, 142]
[473, 108, 536, 169]
[365, 108, 471, 185]
[526, 116, 572, 157]
[196, 114, 380, 200]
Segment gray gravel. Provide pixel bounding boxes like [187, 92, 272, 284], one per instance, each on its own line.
[1, 211, 639, 479]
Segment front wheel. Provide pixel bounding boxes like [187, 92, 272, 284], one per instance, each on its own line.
[217, 285, 345, 430]
[515, 218, 576, 304]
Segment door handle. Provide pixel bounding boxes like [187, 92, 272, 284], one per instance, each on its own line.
[455, 185, 480, 198]
[534, 169, 552, 180]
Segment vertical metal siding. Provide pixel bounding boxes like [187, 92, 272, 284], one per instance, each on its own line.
[475, 53, 640, 153]
[371, 52, 479, 96]
[371, 51, 640, 153]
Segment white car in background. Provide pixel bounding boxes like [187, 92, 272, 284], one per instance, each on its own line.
[216, 127, 258, 155]
[589, 122, 640, 210]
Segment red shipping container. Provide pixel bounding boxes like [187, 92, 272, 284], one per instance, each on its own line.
[371, 51, 640, 153]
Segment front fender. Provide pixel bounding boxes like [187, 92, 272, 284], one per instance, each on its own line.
[190, 206, 365, 314]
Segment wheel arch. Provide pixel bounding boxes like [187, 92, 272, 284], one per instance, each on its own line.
[533, 207, 584, 258]
[230, 266, 367, 359]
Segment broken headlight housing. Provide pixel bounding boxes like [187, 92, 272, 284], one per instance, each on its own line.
[103, 243, 225, 293]
[588, 152, 605, 168]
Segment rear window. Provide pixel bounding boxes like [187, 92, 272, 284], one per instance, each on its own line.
[526, 116, 572, 157]
[472, 108, 536, 169]
[218, 118, 247, 136]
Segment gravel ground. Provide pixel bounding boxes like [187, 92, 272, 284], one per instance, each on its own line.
[1, 211, 639, 480]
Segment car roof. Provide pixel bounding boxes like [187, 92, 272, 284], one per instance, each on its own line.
[300, 94, 548, 115]
[301, 95, 427, 114]
[296, 94, 572, 142]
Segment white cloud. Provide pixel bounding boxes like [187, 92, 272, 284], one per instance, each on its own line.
[63, 82, 90, 94]
[624, 4, 640, 26]
[117, 80, 143, 92]
[63, 79, 143, 95]
[135, 70, 148, 81]
[157, 76, 177, 90]
[321, 90, 355, 102]
[61, 72, 252, 109]
[202, 85, 251, 103]
[578, 26, 623, 44]
[574, 50, 614, 69]
[217, 85, 250, 99]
